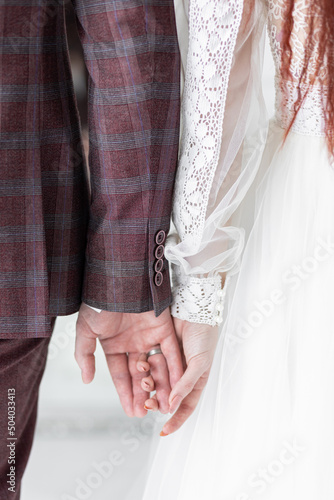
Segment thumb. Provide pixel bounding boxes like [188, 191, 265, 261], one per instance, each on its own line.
[168, 360, 204, 414]
[75, 320, 97, 384]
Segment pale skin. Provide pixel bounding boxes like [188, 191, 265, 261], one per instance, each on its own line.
[75, 304, 218, 434]
[75, 304, 184, 417]
[137, 318, 219, 435]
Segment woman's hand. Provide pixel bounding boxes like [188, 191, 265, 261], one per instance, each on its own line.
[137, 317, 219, 435]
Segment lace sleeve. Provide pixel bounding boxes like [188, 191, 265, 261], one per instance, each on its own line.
[166, 0, 268, 326]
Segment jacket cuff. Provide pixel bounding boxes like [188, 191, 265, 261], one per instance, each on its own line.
[82, 226, 172, 316]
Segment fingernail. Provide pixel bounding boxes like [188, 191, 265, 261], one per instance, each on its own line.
[160, 431, 168, 437]
[169, 395, 182, 414]
[144, 405, 151, 411]
[140, 366, 147, 372]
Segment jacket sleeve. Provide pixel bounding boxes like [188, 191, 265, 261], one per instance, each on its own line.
[71, 0, 181, 315]
[166, 0, 268, 326]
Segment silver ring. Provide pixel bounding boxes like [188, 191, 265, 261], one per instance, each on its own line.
[146, 347, 162, 359]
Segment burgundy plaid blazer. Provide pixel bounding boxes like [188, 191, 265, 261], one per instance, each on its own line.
[0, 0, 180, 338]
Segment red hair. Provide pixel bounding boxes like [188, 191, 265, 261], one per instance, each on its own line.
[280, 0, 334, 155]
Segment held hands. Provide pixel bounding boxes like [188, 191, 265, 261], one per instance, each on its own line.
[139, 318, 219, 435]
[75, 303, 218, 435]
[75, 304, 183, 418]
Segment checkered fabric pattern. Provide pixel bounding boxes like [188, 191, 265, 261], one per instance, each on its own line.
[0, 0, 180, 338]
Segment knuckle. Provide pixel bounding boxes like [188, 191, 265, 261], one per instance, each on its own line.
[179, 401, 193, 414]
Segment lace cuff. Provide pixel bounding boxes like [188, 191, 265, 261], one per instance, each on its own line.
[171, 272, 230, 326]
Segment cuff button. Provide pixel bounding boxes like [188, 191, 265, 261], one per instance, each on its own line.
[154, 259, 164, 273]
[155, 245, 165, 260]
[155, 230, 166, 245]
[154, 272, 163, 287]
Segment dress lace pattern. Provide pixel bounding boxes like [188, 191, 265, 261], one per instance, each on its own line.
[170, 0, 329, 326]
[171, 272, 230, 326]
[173, 0, 244, 246]
[275, 79, 326, 137]
[268, 0, 328, 137]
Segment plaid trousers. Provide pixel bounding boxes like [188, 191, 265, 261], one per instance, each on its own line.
[0, 335, 51, 499]
[0, 0, 180, 338]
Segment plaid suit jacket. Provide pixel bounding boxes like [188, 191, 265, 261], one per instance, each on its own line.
[0, 0, 180, 338]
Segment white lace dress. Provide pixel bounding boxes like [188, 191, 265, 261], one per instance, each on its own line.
[141, 0, 334, 498]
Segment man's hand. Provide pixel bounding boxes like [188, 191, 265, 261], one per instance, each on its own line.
[142, 318, 218, 434]
[75, 304, 183, 418]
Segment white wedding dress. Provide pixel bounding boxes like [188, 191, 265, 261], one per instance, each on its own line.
[141, 0, 334, 499]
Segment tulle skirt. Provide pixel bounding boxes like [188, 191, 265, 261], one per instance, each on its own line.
[142, 122, 334, 500]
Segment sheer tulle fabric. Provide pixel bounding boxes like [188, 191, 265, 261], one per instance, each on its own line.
[166, 0, 267, 277]
[141, 123, 334, 500]
[167, 0, 268, 324]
